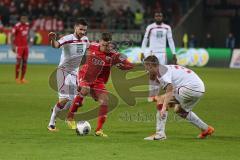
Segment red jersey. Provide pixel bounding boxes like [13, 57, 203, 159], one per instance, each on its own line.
[79, 43, 133, 84]
[12, 22, 30, 47]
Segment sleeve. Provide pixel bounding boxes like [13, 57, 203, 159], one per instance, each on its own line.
[141, 26, 150, 54]
[167, 27, 176, 55]
[112, 53, 133, 70]
[159, 70, 172, 90]
[57, 35, 70, 47]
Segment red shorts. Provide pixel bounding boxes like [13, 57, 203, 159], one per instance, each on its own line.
[79, 81, 107, 100]
[16, 46, 29, 60]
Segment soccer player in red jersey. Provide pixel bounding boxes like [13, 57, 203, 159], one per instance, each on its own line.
[11, 14, 31, 84]
[67, 33, 133, 137]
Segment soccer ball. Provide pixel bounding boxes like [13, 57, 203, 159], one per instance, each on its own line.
[76, 121, 91, 136]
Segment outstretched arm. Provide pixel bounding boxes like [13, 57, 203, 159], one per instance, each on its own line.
[113, 54, 134, 70]
[160, 84, 174, 117]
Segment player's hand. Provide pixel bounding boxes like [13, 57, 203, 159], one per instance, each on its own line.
[48, 32, 57, 41]
[12, 46, 16, 53]
[172, 54, 177, 64]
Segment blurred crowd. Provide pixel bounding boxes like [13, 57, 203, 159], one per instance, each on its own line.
[0, 0, 194, 30]
[181, 32, 237, 49]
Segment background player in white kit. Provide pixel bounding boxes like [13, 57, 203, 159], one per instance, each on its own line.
[47, 19, 89, 131]
[141, 12, 177, 102]
[143, 55, 214, 140]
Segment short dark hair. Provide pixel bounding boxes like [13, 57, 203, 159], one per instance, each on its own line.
[75, 18, 88, 26]
[101, 32, 112, 42]
[143, 55, 159, 66]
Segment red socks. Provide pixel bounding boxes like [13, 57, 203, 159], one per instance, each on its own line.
[15, 58, 21, 79]
[96, 105, 108, 131]
[20, 60, 27, 80]
[67, 95, 83, 119]
[15, 58, 27, 80]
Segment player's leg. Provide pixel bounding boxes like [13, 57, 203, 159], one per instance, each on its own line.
[144, 95, 168, 140]
[48, 69, 73, 131]
[15, 47, 22, 83]
[174, 87, 214, 138]
[67, 86, 88, 121]
[94, 84, 108, 137]
[48, 98, 70, 131]
[20, 47, 29, 83]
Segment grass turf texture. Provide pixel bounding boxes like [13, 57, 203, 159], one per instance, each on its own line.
[0, 64, 240, 160]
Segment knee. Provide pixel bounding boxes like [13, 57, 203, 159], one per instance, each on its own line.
[16, 58, 21, 64]
[80, 87, 89, 96]
[58, 99, 69, 106]
[174, 105, 188, 118]
[22, 60, 27, 65]
[156, 95, 165, 104]
[98, 95, 109, 106]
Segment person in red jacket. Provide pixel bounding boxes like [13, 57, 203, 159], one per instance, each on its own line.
[11, 14, 31, 83]
[67, 32, 133, 137]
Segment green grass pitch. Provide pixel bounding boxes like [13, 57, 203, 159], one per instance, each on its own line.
[0, 64, 240, 160]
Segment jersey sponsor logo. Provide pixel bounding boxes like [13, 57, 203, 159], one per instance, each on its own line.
[92, 57, 105, 66]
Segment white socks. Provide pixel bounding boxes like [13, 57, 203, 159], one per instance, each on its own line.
[156, 111, 168, 134]
[186, 111, 208, 130]
[48, 101, 72, 126]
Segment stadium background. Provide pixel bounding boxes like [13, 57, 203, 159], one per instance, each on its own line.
[0, 0, 240, 68]
[0, 0, 240, 160]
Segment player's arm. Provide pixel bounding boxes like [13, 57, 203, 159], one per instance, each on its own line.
[48, 32, 60, 48]
[167, 27, 177, 64]
[160, 83, 174, 117]
[114, 54, 134, 70]
[141, 26, 150, 61]
[11, 27, 16, 53]
[79, 49, 89, 67]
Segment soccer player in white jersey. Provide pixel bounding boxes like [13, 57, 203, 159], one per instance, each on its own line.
[47, 19, 89, 131]
[141, 12, 177, 102]
[143, 55, 214, 140]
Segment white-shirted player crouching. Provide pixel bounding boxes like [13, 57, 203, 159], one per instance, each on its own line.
[47, 19, 89, 131]
[143, 55, 214, 140]
[141, 12, 177, 102]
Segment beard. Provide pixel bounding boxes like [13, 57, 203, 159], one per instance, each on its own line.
[155, 20, 162, 25]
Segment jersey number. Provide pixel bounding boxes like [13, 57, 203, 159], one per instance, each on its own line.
[76, 44, 84, 54]
[174, 65, 192, 74]
[156, 31, 163, 39]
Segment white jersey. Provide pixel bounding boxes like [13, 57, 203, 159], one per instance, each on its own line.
[141, 22, 176, 55]
[58, 34, 89, 72]
[157, 65, 205, 92]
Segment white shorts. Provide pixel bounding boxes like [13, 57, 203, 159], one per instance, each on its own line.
[174, 86, 204, 112]
[144, 51, 167, 65]
[57, 68, 78, 100]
